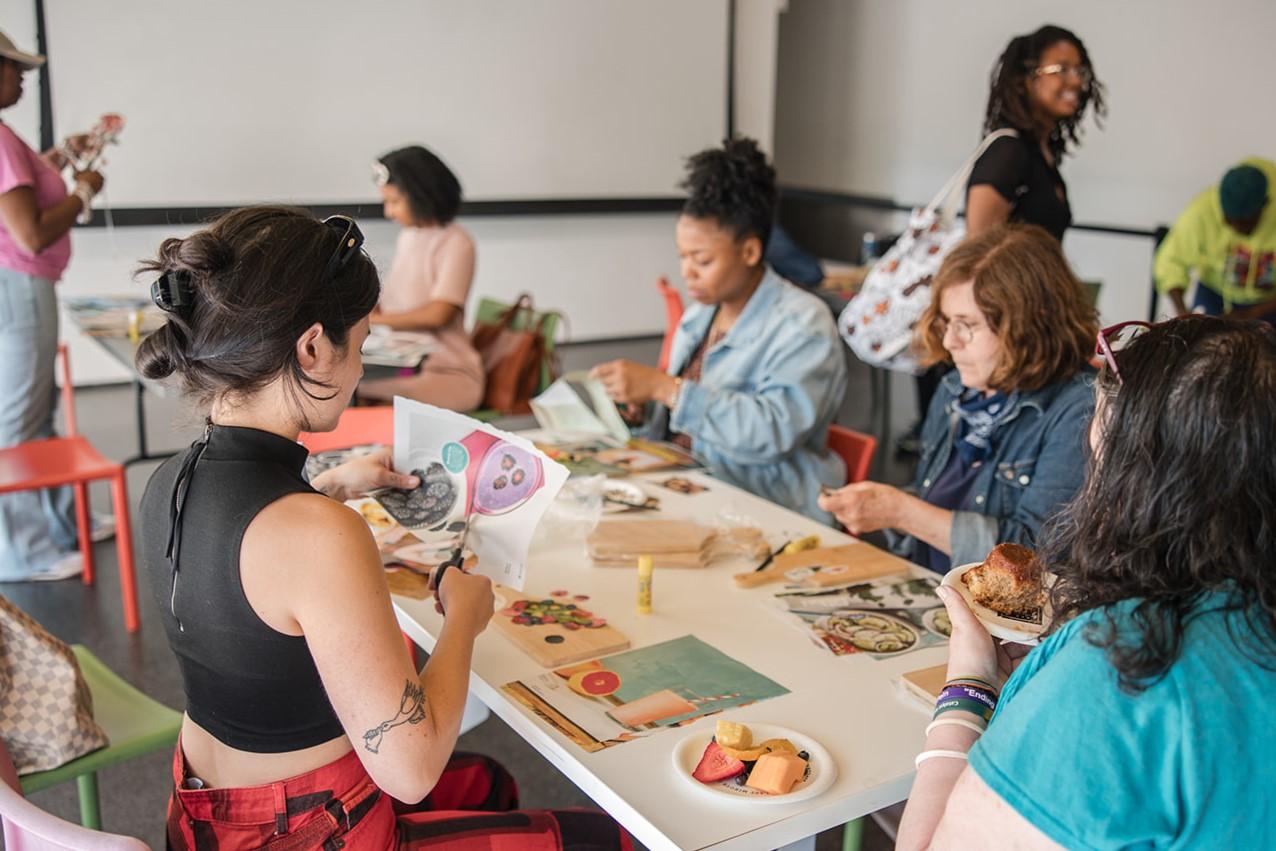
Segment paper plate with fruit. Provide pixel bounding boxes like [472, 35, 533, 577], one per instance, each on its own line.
[941, 563, 1054, 645]
[673, 720, 835, 805]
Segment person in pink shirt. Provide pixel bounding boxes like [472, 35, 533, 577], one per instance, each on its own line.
[0, 31, 105, 581]
[359, 146, 485, 411]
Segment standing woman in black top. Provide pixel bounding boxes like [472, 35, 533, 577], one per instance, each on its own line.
[136, 207, 629, 850]
[966, 25, 1107, 241]
[901, 25, 1107, 453]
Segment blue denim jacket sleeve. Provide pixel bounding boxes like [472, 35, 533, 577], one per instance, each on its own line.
[669, 307, 846, 464]
[947, 378, 1094, 567]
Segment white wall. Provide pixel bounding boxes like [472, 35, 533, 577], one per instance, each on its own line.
[774, 0, 1276, 324]
[0, 0, 790, 385]
[733, 0, 788, 153]
[43, 0, 729, 204]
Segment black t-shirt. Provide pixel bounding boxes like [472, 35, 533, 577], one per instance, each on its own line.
[966, 132, 1071, 242]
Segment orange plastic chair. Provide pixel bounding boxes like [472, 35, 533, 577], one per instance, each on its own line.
[297, 406, 393, 453]
[827, 424, 877, 485]
[0, 345, 139, 632]
[656, 276, 685, 372]
[297, 406, 417, 661]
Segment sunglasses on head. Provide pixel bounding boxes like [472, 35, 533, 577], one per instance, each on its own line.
[1095, 321, 1152, 384]
[320, 215, 365, 283]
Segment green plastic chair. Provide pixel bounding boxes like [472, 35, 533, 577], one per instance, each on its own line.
[19, 646, 182, 830]
[1081, 280, 1102, 308]
[469, 296, 564, 421]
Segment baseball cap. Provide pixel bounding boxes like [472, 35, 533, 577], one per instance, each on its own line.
[1220, 164, 1268, 221]
[0, 31, 45, 70]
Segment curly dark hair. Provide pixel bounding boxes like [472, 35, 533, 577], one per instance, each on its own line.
[983, 24, 1107, 160]
[1040, 316, 1276, 692]
[679, 136, 776, 251]
[379, 145, 462, 225]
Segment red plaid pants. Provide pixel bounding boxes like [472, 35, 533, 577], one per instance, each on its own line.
[166, 745, 632, 850]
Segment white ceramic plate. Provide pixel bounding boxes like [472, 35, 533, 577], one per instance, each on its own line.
[941, 562, 1053, 645]
[671, 722, 836, 805]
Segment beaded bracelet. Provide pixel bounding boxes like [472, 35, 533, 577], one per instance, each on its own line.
[946, 675, 999, 696]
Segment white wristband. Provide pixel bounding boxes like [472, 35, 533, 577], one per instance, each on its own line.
[925, 717, 986, 738]
[914, 749, 970, 769]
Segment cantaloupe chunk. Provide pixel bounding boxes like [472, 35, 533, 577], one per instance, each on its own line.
[745, 751, 807, 795]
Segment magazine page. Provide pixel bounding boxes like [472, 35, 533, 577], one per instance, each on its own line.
[386, 398, 568, 589]
[530, 371, 631, 445]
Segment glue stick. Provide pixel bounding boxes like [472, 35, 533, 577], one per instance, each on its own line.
[636, 555, 654, 615]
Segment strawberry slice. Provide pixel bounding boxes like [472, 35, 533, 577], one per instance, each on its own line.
[691, 741, 745, 783]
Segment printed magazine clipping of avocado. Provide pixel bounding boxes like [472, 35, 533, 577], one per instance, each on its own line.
[380, 398, 568, 590]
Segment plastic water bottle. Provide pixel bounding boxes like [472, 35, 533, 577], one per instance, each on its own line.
[860, 231, 879, 266]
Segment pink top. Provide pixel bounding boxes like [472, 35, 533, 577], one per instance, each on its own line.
[0, 123, 70, 281]
[380, 223, 483, 382]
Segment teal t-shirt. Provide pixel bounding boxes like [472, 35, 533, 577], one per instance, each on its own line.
[969, 593, 1276, 849]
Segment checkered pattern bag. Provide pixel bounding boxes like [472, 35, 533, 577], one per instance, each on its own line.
[0, 596, 108, 773]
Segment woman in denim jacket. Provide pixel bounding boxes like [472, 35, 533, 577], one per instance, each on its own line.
[821, 225, 1097, 572]
[593, 138, 846, 523]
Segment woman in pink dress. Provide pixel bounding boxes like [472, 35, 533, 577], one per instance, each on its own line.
[359, 146, 485, 411]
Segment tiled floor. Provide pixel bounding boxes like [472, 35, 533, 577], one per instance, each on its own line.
[6, 337, 911, 849]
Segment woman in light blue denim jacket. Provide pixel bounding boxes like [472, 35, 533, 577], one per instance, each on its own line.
[593, 138, 846, 523]
[821, 225, 1097, 572]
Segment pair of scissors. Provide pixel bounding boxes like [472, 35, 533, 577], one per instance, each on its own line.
[431, 517, 473, 615]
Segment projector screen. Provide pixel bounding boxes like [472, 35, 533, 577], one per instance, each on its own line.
[44, 0, 729, 206]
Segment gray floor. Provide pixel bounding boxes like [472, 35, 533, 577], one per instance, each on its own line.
[7, 337, 913, 849]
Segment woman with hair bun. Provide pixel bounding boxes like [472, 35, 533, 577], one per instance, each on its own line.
[359, 145, 485, 411]
[591, 137, 847, 523]
[137, 206, 629, 849]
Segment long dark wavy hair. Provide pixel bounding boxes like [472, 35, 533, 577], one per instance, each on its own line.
[1040, 316, 1276, 692]
[983, 24, 1107, 160]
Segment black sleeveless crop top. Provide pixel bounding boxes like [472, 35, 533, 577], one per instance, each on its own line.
[140, 425, 345, 753]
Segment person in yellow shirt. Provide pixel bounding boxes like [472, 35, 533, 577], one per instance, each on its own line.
[1155, 159, 1276, 322]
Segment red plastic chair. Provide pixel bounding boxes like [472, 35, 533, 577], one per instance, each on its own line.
[827, 424, 877, 485]
[0, 739, 149, 850]
[656, 276, 685, 372]
[0, 345, 139, 632]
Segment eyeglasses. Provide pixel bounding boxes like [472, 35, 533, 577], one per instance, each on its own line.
[1034, 64, 1092, 86]
[936, 316, 985, 346]
[1095, 321, 1151, 384]
[321, 215, 365, 283]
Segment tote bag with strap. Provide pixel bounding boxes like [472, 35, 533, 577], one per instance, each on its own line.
[838, 129, 1018, 374]
[471, 293, 559, 414]
[0, 596, 108, 773]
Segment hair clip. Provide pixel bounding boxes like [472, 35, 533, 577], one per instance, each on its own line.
[151, 270, 194, 315]
[371, 161, 390, 187]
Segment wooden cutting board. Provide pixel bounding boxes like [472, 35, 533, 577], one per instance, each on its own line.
[900, 663, 948, 707]
[733, 544, 913, 589]
[587, 520, 768, 568]
[491, 587, 631, 668]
